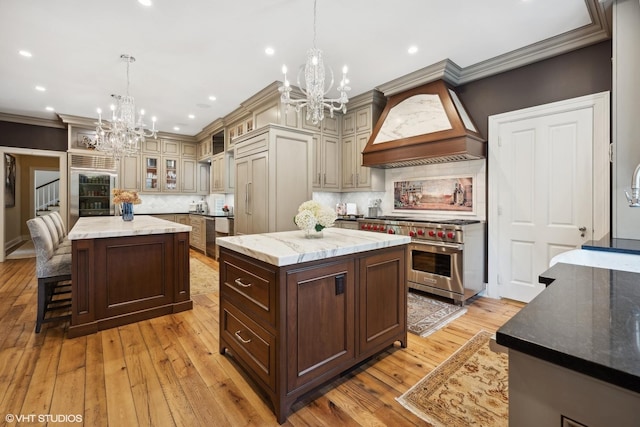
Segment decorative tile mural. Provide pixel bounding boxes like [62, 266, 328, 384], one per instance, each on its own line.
[394, 176, 474, 213]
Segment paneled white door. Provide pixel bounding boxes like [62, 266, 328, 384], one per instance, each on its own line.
[488, 93, 610, 303]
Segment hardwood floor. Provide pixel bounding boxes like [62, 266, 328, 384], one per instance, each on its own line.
[0, 251, 524, 426]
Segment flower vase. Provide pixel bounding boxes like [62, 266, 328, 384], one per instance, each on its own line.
[121, 202, 134, 221]
[305, 228, 323, 239]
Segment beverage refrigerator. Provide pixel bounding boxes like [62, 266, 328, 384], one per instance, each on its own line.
[69, 154, 118, 227]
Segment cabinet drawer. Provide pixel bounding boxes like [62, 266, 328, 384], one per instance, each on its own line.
[221, 302, 275, 391]
[221, 254, 276, 325]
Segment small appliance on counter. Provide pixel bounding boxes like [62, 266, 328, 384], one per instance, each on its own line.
[346, 203, 357, 216]
[367, 198, 382, 218]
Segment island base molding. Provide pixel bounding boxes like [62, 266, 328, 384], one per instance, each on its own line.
[70, 231, 192, 338]
[219, 245, 407, 423]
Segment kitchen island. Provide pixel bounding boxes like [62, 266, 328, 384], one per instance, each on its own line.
[496, 262, 640, 427]
[217, 228, 410, 423]
[67, 216, 192, 338]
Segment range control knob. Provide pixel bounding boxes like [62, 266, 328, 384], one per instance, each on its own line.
[367, 224, 372, 230]
[428, 230, 436, 237]
[409, 231, 416, 237]
[417, 229, 424, 236]
[388, 229, 395, 234]
[373, 225, 379, 231]
[437, 231, 444, 238]
[447, 232, 455, 239]
[361, 224, 366, 230]
[380, 226, 386, 232]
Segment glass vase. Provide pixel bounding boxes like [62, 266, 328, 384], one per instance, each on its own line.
[305, 228, 323, 239]
[121, 202, 134, 221]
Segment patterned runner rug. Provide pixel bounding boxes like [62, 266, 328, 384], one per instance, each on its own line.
[190, 257, 219, 295]
[397, 330, 508, 427]
[407, 291, 467, 336]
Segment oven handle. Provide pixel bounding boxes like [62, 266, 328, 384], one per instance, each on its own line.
[409, 240, 463, 252]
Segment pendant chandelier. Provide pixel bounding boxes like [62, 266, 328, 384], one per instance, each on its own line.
[279, 0, 350, 124]
[86, 54, 157, 159]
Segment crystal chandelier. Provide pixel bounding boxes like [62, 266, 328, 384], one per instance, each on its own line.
[279, 0, 350, 124]
[86, 54, 157, 159]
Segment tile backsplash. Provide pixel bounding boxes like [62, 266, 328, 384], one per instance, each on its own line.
[135, 160, 486, 221]
[313, 159, 486, 221]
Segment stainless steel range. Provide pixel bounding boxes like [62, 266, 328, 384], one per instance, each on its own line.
[357, 216, 485, 304]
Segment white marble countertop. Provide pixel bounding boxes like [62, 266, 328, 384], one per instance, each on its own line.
[68, 216, 192, 240]
[216, 228, 411, 266]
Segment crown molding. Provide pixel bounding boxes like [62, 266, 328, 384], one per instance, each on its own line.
[375, 0, 611, 95]
[0, 112, 66, 129]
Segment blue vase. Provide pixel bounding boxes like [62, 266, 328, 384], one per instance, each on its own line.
[122, 202, 134, 221]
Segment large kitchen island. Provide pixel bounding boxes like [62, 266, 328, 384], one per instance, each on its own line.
[217, 227, 410, 423]
[67, 216, 192, 338]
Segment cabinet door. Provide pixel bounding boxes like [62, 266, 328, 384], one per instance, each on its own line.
[321, 135, 340, 189]
[163, 157, 179, 192]
[249, 153, 268, 234]
[142, 156, 160, 192]
[286, 260, 355, 392]
[162, 139, 180, 156]
[342, 111, 355, 135]
[235, 158, 249, 235]
[198, 163, 210, 194]
[142, 138, 161, 154]
[356, 132, 371, 188]
[211, 153, 225, 192]
[341, 135, 356, 189]
[355, 106, 372, 133]
[358, 248, 406, 354]
[120, 154, 140, 191]
[311, 134, 322, 188]
[181, 158, 197, 193]
[181, 142, 197, 158]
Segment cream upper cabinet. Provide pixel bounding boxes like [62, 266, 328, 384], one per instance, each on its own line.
[181, 142, 197, 159]
[198, 138, 212, 161]
[120, 154, 141, 191]
[142, 155, 160, 192]
[162, 139, 180, 156]
[162, 157, 179, 192]
[313, 134, 340, 190]
[142, 138, 161, 154]
[198, 162, 210, 194]
[340, 104, 383, 191]
[210, 153, 225, 193]
[180, 158, 197, 193]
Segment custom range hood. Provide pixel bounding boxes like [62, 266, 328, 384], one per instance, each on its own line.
[362, 80, 485, 168]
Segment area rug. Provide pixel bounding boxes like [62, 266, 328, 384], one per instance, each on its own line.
[397, 330, 508, 427]
[5, 240, 36, 259]
[190, 257, 219, 295]
[407, 291, 467, 336]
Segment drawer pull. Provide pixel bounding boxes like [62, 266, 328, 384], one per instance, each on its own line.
[234, 330, 252, 344]
[234, 278, 252, 288]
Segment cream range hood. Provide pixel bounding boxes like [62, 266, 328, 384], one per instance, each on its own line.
[362, 80, 485, 168]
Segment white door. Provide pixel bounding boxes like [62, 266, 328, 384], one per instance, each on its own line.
[488, 93, 610, 302]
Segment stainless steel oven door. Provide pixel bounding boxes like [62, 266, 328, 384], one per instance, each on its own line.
[408, 241, 463, 298]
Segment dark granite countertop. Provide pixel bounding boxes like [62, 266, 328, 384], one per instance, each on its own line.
[582, 235, 640, 255]
[496, 263, 640, 394]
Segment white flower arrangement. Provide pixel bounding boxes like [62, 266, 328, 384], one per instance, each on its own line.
[294, 200, 337, 232]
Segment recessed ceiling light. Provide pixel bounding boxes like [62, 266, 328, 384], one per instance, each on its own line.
[265, 47, 275, 56]
[208, 95, 217, 101]
[173, 126, 180, 131]
[45, 106, 54, 111]
[19, 50, 32, 58]
[188, 114, 195, 119]
[138, 0, 152, 6]
[408, 45, 418, 55]
[35, 85, 46, 92]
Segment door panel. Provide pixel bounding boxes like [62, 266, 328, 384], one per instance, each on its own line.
[497, 108, 593, 302]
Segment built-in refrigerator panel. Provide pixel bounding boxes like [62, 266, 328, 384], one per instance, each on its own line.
[69, 154, 118, 227]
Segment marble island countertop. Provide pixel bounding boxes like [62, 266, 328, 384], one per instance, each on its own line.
[216, 227, 410, 266]
[68, 216, 192, 240]
[497, 263, 640, 394]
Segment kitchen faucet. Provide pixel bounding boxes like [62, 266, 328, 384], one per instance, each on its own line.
[625, 163, 640, 207]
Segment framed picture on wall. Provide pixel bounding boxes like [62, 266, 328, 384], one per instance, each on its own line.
[5, 153, 16, 208]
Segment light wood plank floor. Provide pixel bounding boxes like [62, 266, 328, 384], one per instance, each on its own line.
[0, 251, 524, 426]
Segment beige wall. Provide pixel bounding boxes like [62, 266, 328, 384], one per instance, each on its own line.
[17, 154, 59, 237]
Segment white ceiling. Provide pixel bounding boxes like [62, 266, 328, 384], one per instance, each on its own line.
[0, 0, 597, 137]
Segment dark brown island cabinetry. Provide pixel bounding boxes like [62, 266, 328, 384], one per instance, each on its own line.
[219, 245, 407, 423]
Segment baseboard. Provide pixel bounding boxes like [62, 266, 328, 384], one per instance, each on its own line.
[5, 236, 24, 252]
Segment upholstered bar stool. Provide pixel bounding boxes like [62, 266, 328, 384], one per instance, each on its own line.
[41, 214, 71, 254]
[26, 217, 72, 333]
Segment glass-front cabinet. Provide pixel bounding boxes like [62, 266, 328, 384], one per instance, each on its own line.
[163, 157, 179, 192]
[143, 156, 160, 192]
